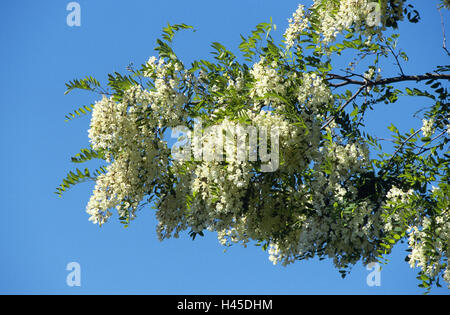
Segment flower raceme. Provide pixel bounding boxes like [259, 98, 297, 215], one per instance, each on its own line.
[171, 117, 280, 172]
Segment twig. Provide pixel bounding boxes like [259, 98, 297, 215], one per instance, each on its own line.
[417, 130, 448, 155]
[385, 44, 405, 77]
[321, 85, 366, 129]
[327, 73, 450, 88]
[438, 6, 450, 56]
[380, 129, 421, 176]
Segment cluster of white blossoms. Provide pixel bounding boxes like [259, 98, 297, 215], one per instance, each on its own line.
[268, 243, 282, 264]
[87, 83, 174, 225]
[88, 95, 124, 161]
[444, 0, 450, 10]
[85, 57, 190, 225]
[382, 186, 414, 232]
[313, 0, 380, 44]
[284, 4, 309, 50]
[217, 135, 378, 268]
[406, 184, 449, 287]
[156, 110, 296, 241]
[297, 72, 334, 111]
[144, 56, 188, 127]
[385, 186, 414, 204]
[408, 210, 450, 288]
[249, 58, 289, 105]
[421, 118, 435, 138]
[363, 68, 375, 80]
[283, 1, 406, 48]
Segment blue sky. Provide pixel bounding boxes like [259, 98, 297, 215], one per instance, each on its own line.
[0, 0, 449, 294]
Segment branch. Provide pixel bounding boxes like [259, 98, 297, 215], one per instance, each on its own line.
[327, 73, 450, 88]
[380, 129, 421, 176]
[438, 6, 450, 56]
[417, 130, 448, 155]
[385, 44, 405, 77]
[322, 85, 366, 129]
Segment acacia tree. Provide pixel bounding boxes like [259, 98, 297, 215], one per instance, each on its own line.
[57, 0, 449, 291]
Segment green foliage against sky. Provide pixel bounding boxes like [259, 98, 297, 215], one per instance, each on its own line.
[58, 0, 449, 291]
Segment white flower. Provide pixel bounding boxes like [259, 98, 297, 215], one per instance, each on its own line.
[421, 118, 435, 138]
[284, 4, 309, 50]
[363, 68, 375, 80]
[249, 58, 287, 104]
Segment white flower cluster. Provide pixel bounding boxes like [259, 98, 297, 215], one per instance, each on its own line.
[144, 56, 188, 127]
[385, 186, 414, 204]
[408, 210, 449, 288]
[313, 0, 375, 44]
[268, 243, 282, 264]
[445, 266, 450, 288]
[405, 184, 449, 288]
[444, 0, 450, 10]
[363, 68, 375, 80]
[156, 110, 296, 240]
[85, 58, 189, 225]
[421, 118, 435, 138]
[249, 58, 288, 105]
[283, 0, 405, 48]
[87, 77, 179, 225]
[382, 186, 414, 232]
[297, 72, 334, 111]
[284, 4, 309, 50]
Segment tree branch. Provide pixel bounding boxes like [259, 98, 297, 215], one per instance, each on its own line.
[380, 129, 421, 176]
[385, 44, 405, 77]
[438, 6, 450, 56]
[322, 85, 366, 129]
[327, 73, 450, 88]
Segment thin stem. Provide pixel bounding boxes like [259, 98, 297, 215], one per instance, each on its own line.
[380, 129, 421, 176]
[327, 73, 450, 88]
[385, 44, 405, 77]
[438, 6, 450, 56]
[417, 130, 447, 155]
[321, 85, 366, 129]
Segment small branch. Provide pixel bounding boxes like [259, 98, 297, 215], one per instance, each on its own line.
[327, 73, 450, 88]
[417, 130, 447, 155]
[327, 74, 366, 87]
[438, 6, 450, 56]
[321, 85, 366, 129]
[380, 129, 421, 176]
[340, 69, 377, 85]
[385, 44, 405, 77]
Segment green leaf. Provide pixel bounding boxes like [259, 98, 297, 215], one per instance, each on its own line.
[55, 166, 106, 197]
[71, 148, 105, 163]
[65, 104, 95, 122]
[161, 23, 194, 43]
[65, 76, 101, 95]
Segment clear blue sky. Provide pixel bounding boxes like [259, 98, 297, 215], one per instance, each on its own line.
[0, 0, 449, 294]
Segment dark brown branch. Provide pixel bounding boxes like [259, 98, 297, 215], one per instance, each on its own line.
[327, 73, 450, 88]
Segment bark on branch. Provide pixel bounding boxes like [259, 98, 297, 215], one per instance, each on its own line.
[326, 73, 450, 88]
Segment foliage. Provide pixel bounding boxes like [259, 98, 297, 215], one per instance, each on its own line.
[57, 1, 449, 291]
